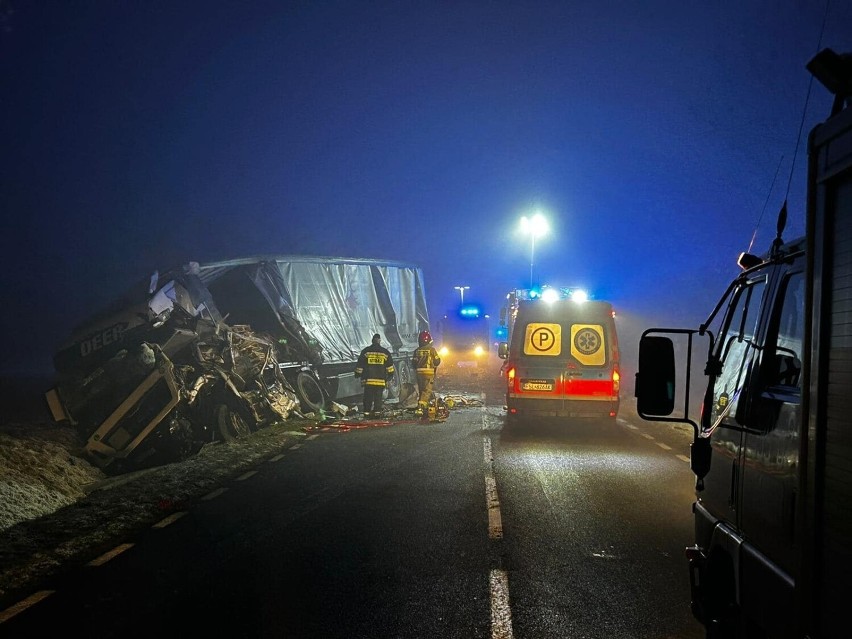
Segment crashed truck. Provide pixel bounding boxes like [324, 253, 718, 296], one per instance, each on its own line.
[45, 256, 430, 472]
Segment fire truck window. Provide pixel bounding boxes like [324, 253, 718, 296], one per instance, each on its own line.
[770, 272, 804, 388]
[710, 279, 767, 427]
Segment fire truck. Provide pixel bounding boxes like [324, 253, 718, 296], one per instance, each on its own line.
[634, 49, 852, 637]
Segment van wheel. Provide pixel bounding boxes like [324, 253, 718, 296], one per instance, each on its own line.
[215, 402, 253, 441]
[296, 372, 326, 413]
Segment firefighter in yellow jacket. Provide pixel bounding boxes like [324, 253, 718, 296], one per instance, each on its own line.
[413, 330, 441, 414]
[354, 333, 395, 416]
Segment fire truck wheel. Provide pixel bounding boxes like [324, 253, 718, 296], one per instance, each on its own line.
[215, 402, 253, 441]
[295, 372, 326, 413]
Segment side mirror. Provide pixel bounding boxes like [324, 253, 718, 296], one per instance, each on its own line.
[497, 342, 508, 359]
[635, 335, 676, 416]
[767, 352, 802, 388]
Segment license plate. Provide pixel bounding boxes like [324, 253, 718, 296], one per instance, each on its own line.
[521, 381, 553, 391]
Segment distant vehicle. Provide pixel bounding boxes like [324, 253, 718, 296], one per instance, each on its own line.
[497, 287, 620, 422]
[634, 48, 852, 638]
[435, 303, 491, 368]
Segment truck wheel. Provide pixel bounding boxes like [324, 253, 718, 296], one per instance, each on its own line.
[215, 402, 253, 441]
[296, 372, 326, 413]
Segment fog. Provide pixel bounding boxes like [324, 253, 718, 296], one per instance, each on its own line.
[1, 1, 849, 377]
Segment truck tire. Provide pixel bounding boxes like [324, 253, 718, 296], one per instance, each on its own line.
[295, 372, 326, 413]
[214, 402, 253, 441]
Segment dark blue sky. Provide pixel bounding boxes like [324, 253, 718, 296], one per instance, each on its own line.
[2, 0, 850, 375]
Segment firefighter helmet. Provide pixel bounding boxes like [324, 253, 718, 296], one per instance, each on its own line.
[418, 330, 432, 345]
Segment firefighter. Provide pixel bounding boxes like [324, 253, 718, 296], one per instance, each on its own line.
[412, 330, 441, 414]
[354, 333, 395, 417]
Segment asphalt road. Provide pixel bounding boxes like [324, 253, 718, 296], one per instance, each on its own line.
[0, 402, 704, 638]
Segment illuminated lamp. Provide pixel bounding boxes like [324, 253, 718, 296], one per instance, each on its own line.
[570, 289, 589, 303]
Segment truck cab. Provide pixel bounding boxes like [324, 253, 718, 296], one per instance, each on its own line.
[634, 47, 852, 638]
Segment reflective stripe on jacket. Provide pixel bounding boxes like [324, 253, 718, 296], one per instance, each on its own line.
[355, 345, 395, 387]
[413, 345, 441, 375]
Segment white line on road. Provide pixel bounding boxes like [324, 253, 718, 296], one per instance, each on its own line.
[288, 443, 302, 450]
[676, 454, 691, 463]
[490, 569, 515, 639]
[307, 434, 319, 440]
[152, 511, 187, 529]
[201, 487, 228, 501]
[485, 474, 504, 539]
[88, 543, 134, 567]
[483, 434, 503, 540]
[656, 442, 672, 451]
[0, 590, 55, 624]
[268, 453, 285, 462]
[236, 470, 257, 481]
[642, 433, 655, 440]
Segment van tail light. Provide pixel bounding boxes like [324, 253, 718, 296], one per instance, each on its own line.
[612, 369, 621, 394]
[507, 367, 515, 389]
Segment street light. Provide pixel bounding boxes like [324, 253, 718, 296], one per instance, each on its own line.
[454, 285, 470, 304]
[520, 212, 549, 288]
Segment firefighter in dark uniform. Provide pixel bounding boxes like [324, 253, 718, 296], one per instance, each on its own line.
[413, 330, 441, 414]
[354, 333, 395, 416]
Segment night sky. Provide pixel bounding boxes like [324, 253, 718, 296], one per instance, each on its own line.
[1, 1, 850, 376]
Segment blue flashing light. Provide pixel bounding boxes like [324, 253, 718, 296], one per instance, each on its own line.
[459, 304, 481, 318]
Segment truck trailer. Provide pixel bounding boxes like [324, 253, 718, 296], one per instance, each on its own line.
[194, 255, 430, 411]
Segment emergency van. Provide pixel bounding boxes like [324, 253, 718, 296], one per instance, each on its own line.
[497, 288, 620, 422]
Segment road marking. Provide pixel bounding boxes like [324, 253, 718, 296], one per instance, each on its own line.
[88, 543, 134, 567]
[642, 433, 655, 440]
[656, 442, 672, 451]
[485, 474, 504, 539]
[307, 434, 319, 440]
[152, 511, 187, 529]
[268, 453, 285, 462]
[483, 435, 503, 540]
[288, 443, 302, 450]
[201, 487, 228, 501]
[236, 470, 257, 481]
[623, 423, 638, 430]
[676, 454, 691, 463]
[0, 590, 55, 623]
[490, 569, 515, 639]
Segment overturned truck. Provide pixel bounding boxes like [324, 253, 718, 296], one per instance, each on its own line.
[45, 256, 430, 471]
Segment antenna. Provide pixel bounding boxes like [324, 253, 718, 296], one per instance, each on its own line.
[774, 0, 831, 253]
[746, 155, 784, 254]
[771, 201, 788, 257]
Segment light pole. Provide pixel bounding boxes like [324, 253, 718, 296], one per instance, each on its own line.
[454, 285, 470, 305]
[520, 212, 549, 288]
